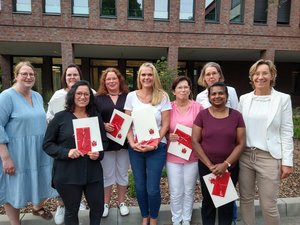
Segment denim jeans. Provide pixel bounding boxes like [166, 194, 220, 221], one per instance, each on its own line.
[128, 143, 167, 219]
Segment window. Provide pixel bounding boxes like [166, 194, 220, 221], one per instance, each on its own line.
[254, 0, 268, 24]
[101, 0, 116, 17]
[205, 0, 220, 22]
[230, 0, 244, 23]
[277, 0, 291, 25]
[72, 0, 89, 15]
[128, 0, 143, 18]
[180, 0, 194, 21]
[154, 0, 169, 20]
[44, 0, 61, 14]
[14, 0, 32, 12]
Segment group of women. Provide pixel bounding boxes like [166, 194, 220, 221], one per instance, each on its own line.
[0, 58, 294, 225]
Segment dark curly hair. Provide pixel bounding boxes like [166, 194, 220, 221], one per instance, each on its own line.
[65, 80, 95, 115]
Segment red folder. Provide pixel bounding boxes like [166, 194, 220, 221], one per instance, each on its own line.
[109, 113, 125, 138]
[210, 171, 231, 197]
[76, 127, 91, 154]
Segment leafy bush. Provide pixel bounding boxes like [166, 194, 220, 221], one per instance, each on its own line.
[154, 57, 178, 101]
[293, 107, 300, 139]
[127, 170, 136, 198]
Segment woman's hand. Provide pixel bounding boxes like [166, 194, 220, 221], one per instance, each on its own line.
[104, 123, 115, 133]
[2, 156, 16, 176]
[281, 165, 293, 179]
[68, 148, 84, 159]
[87, 151, 100, 160]
[169, 133, 179, 142]
[211, 162, 228, 177]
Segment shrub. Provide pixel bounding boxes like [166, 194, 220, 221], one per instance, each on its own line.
[293, 107, 300, 139]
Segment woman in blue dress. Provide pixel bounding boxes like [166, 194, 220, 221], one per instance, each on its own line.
[0, 61, 55, 225]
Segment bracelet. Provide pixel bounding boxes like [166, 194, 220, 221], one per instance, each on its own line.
[224, 160, 231, 168]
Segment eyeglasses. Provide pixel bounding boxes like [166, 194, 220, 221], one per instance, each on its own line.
[105, 77, 118, 82]
[19, 72, 35, 78]
[75, 92, 90, 97]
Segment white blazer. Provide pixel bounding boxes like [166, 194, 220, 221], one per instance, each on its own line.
[239, 88, 294, 166]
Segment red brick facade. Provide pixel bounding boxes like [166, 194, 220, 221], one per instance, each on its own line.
[0, 0, 300, 104]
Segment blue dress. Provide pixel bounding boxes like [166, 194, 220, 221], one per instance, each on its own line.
[0, 88, 56, 208]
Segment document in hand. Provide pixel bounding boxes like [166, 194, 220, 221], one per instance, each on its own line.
[106, 109, 133, 145]
[73, 117, 103, 154]
[131, 107, 160, 146]
[168, 124, 192, 160]
[203, 171, 238, 208]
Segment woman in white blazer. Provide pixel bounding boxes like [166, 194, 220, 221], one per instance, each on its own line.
[238, 59, 294, 225]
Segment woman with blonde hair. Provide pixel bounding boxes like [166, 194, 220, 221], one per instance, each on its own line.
[238, 59, 294, 225]
[0, 61, 55, 225]
[124, 62, 171, 225]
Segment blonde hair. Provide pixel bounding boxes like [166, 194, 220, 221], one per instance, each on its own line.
[14, 61, 35, 78]
[197, 62, 225, 88]
[249, 59, 277, 89]
[137, 62, 168, 106]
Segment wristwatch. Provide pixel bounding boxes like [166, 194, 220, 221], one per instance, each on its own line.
[224, 160, 231, 168]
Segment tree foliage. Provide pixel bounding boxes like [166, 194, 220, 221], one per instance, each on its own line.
[154, 57, 178, 101]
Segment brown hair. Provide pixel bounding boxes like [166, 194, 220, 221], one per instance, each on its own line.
[171, 76, 193, 99]
[61, 63, 83, 89]
[96, 67, 129, 96]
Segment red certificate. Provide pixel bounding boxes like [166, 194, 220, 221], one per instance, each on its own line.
[109, 113, 125, 138]
[210, 171, 231, 197]
[75, 127, 92, 154]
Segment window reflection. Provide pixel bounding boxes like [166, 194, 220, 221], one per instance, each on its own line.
[180, 0, 194, 21]
[154, 0, 168, 20]
[277, 0, 291, 25]
[15, 0, 32, 12]
[205, 0, 220, 22]
[128, 0, 143, 18]
[45, 0, 61, 14]
[230, 0, 243, 23]
[101, 0, 116, 16]
[254, 0, 268, 24]
[73, 0, 89, 15]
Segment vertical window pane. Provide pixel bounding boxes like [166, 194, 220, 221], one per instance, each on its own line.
[205, 0, 220, 22]
[128, 0, 143, 18]
[101, 0, 116, 16]
[277, 0, 291, 25]
[154, 0, 168, 19]
[230, 0, 243, 23]
[254, 0, 268, 24]
[16, 0, 32, 12]
[45, 0, 61, 13]
[180, 0, 194, 21]
[73, 0, 89, 15]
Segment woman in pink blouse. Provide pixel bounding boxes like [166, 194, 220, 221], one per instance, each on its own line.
[166, 76, 204, 225]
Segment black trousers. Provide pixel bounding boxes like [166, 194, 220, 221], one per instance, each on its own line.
[198, 161, 239, 225]
[54, 180, 104, 225]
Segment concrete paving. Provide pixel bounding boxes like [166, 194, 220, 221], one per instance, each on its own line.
[0, 198, 300, 225]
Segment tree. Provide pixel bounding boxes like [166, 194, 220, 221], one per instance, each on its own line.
[154, 57, 178, 101]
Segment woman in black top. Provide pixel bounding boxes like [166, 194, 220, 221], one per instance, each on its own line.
[43, 80, 108, 225]
[94, 68, 130, 217]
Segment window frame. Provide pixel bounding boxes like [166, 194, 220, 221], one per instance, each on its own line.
[128, 0, 144, 19]
[13, 0, 32, 13]
[43, 0, 61, 14]
[154, 0, 169, 20]
[230, 0, 244, 24]
[100, 0, 117, 17]
[72, 0, 89, 16]
[179, 0, 195, 21]
[205, 0, 220, 23]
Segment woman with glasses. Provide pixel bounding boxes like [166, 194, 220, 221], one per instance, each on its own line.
[43, 80, 109, 225]
[94, 68, 130, 218]
[0, 61, 56, 225]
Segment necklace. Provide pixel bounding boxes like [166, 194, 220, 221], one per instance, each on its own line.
[108, 92, 120, 96]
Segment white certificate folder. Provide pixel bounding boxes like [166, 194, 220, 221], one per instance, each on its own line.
[131, 107, 160, 144]
[72, 117, 103, 154]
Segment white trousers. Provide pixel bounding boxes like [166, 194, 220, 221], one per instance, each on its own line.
[166, 161, 198, 223]
[101, 149, 130, 187]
